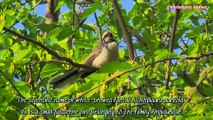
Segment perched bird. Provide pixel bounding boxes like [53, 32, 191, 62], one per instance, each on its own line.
[48, 31, 119, 89]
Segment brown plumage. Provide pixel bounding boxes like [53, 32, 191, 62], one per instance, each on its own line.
[48, 31, 119, 89]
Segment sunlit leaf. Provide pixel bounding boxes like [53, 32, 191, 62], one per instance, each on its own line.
[154, 49, 177, 60]
[98, 61, 132, 73]
[14, 81, 31, 98]
[0, 12, 5, 31]
[119, 50, 125, 59]
[128, 75, 139, 88]
[18, 7, 30, 21]
[184, 86, 196, 97]
[40, 63, 61, 78]
[13, 48, 31, 63]
[99, 84, 106, 98]
[80, 2, 102, 20]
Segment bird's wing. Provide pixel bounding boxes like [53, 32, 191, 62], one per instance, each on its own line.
[48, 44, 104, 89]
[83, 43, 103, 67]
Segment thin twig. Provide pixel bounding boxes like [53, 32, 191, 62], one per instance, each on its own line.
[94, 12, 102, 42]
[205, 18, 209, 34]
[197, 67, 213, 86]
[134, 0, 151, 20]
[180, 37, 188, 48]
[72, 0, 76, 28]
[127, 26, 148, 49]
[31, 0, 43, 10]
[30, 59, 69, 65]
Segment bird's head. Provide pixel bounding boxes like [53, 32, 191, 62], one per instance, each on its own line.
[102, 31, 115, 43]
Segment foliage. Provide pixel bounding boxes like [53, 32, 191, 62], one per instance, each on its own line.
[0, 0, 213, 120]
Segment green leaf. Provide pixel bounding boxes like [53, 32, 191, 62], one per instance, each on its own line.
[208, 22, 213, 34]
[2, 37, 12, 48]
[5, 9, 15, 16]
[87, 73, 108, 82]
[81, 24, 97, 31]
[184, 0, 202, 4]
[188, 43, 198, 55]
[57, 26, 74, 40]
[74, 39, 94, 49]
[14, 81, 31, 98]
[202, 87, 213, 96]
[98, 6, 109, 24]
[0, 49, 9, 60]
[184, 86, 196, 97]
[193, 104, 207, 114]
[31, 16, 45, 25]
[40, 63, 61, 78]
[58, 39, 69, 50]
[135, 0, 144, 3]
[79, 84, 99, 98]
[197, 67, 213, 85]
[9, 97, 28, 110]
[175, 115, 184, 120]
[98, 61, 132, 73]
[180, 10, 195, 21]
[47, 28, 62, 45]
[5, 10, 16, 27]
[5, 110, 19, 120]
[58, 83, 78, 97]
[10, 43, 20, 52]
[119, 50, 125, 59]
[154, 49, 177, 60]
[0, 12, 5, 31]
[13, 48, 31, 63]
[129, 75, 139, 88]
[190, 15, 200, 26]
[99, 84, 106, 98]
[81, 2, 102, 20]
[55, 0, 66, 11]
[18, 7, 30, 21]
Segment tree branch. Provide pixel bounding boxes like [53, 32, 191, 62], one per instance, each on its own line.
[3, 27, 96, 70]
[94, 12, 102, 42]
[45, 0, 60, 24]
[127, 26, 148, 49]
[165, 7, 180, 90]
[31, 0, 43, 10]
[177, 69, 206, 97]
[112, 0, 136, 60]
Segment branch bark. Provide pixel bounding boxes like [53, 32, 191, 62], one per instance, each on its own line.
[112, 0, 136, 60]
[177, 69, 206, 97]
[165, 8, 180, 90]
[3, 27, 96, 70]
[45, 0, 60, 24]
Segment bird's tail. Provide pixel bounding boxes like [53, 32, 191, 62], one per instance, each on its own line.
[48, 68, 96, 89]
[48, 68, 80, 89]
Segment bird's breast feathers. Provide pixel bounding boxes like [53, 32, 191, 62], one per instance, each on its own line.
[92, 41, 118, 68]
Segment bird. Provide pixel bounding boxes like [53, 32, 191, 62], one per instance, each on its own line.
[48, 31, 119, 89]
